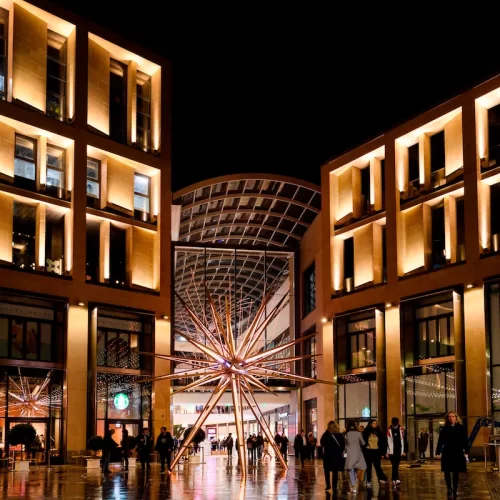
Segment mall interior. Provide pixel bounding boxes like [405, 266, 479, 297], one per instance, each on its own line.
[0, 0, 499, 466]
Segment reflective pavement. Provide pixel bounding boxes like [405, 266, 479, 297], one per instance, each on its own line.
[0, 456, 494, 499]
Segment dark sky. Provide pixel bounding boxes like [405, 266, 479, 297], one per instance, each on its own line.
[51, 2, 500, 192]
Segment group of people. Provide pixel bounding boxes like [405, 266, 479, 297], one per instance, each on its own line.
[293, 430, 318, 464]
[101, 426, 176, 474]
[320, 411, 469, 498]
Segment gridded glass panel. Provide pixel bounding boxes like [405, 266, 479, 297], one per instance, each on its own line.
[134, 174, 149, 195]
[11, 319, 23, 358]
[47, 145, 64, 169]
[134, 194, 149, 212]
[40, 323, 52, 361]
[493, 366, 500, 411]
[15, 136, 35, 160]
[87, 159, 99, 180]
[14, 158, 35, 180]
[414, 373, 446, 414]
[350, 336, 358, 369]
[26, 321, 38, 360]
[87, 179, 99, 198]
[345, 382, 370, 420]
[47, 168, 63, 188]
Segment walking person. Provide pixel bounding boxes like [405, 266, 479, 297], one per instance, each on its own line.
[344, 420, 366, 494]
[362, 419, 388, 488]
[294, 429, 307, 466]
[226, 433, 234, 458]
[262, 438, 272, 462]
[246, 435, 254, 460]
[307, 432, 317, 460]
[386, 417, 406, 488]
[418, 428, 429, 460]
[320, 420, 345, 492]
[121, 428, 130, 471]
[102, 429, 118, 473]
[256, 432, 264, 460]
[436, 411, 469, 498]
[137, 428, 152, 473]
[279, 432, 289, 462]
[155, 427, 174, 473]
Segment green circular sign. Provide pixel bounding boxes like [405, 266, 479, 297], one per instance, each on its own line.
[114, 393, 129, 410]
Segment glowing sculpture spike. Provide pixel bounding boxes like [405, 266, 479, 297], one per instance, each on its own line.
[143, 287, 334, 479]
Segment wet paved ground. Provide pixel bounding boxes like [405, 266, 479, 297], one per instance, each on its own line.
[0, 456, 495, 499]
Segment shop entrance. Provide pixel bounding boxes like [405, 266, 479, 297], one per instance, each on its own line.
[407, 416, 445, 460]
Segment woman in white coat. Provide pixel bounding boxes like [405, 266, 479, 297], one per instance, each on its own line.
[344, 420, 366, 493]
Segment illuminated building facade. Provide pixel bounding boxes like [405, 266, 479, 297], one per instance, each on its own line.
[0, 0, 170, 463]
[305, 75, 500, 458]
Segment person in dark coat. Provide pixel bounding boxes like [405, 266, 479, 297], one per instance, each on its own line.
[136, 428, 152, 473]
[436, 411, 469, 498]
[155, 427, 174, 473]
[294, 429, 307, 466]
[279, 433, 289, 462]
[121, 428, 130, 471]
[362, 419, 388, 487]
[418, 428, 429, 459]
[226, 433, 234, 458]
[102, 429, 118, 473]
[320, 420, 345, 492]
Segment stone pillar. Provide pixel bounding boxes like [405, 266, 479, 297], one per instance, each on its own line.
[370, 157, 382, 211]
[419, 134, 431, 192]
[99, 220, 110, 283]
[464, 286, 489, 454]
[151, 67, 162, 152]
[376, 308, 387, 430]
[385, 138, 400, 283]
[444, 112, 463, 176]
[36, 135, 47, 192]
[88, 38, 110, 135]
[127, 61, 137, 145]
[66, 305, 89, 460]
[444, 195, 457, 264]
[385, 306, 402, 421]
[453, 291, 466, 417]
[154, 317, 171, 435]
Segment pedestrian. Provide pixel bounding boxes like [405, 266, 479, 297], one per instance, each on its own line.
[251, 434, 257, 460]
[320, 420, 345, 492]
[246, 435, 254, 460]
[280, 432, 289, 462]
[362, 419, 388, 488]
[436, 411, 469, 498]
[385, 417, 406, 488]
[121, 428, 130, 471]
[256, 432, 264, 459]
[137, 428, 152, 473]
[293, 429, 307, 466]
[418, 428, 429, 459]
[344, 420, 366, 494]
[307, 431, 317, 459]
[102, 429, 118, 473]
[155, 426, 174, 473]
[262, 438, 272, 462]
[226, 433, 234, 458]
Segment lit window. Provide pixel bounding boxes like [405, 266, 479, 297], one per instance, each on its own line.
[46, 30, 67, 120]
[134, 173, 150, 219]
[46, 144, 65, 198]
[86, 157, 100, 203]
[303, 263, 316, 316]
[14, 134, 36, 189]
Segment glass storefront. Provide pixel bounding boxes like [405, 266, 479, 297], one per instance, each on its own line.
[304, 398, 317, 435]
[337, 374, 377, 431]
[0, 367, 63, 462]
[93, 308, 153, 441]
[488, 282, 500, 431]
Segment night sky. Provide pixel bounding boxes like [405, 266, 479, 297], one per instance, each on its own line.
[50, 2, 500, 192]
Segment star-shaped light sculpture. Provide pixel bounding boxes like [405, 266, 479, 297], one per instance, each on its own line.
[141, 288, 333, 477]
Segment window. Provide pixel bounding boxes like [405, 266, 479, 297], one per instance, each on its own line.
[344, 237, 354, 291]
[46, 30, 67, 120]
[12, 201, 36, 271]
[45, 208, 65, 275]
[134, 173, 150, 221]
[136, 71, 151, 150]
[109, 224, 127, 287]
[408, 143, 420, 198]
[488, 104, 500, 168]
[430, 131, 445, 188]
[109, 59, 127, 143]
[382, 226, 387, 281]
[303, 263, 316, 316]
[456, 198, 465, 262]
[491, 184, 500, 248]
[337, 377, 377, 430]
[86, 157, 100, 208]
[0, 8, 8, 98]
[304, 335, 316, 380]
[46, 144, 65, 198]
[14, 134, 36, 190]
[304, 398, 317, 436]
[86, 220, 100, 283]
[431, 204, 445, 269]
[348, 316, 376, 369]
[416, 299, 454, 359]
